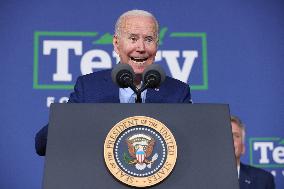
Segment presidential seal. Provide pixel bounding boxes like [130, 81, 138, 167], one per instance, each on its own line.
[104, 116, 177, 187]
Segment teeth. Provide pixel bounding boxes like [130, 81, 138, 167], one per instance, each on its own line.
[131, 57, 147, 65]
[132, 60, 146, 65]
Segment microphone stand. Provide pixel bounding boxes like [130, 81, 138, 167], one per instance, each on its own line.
[135, 91, 142, 103]
[125, 81, 142, 103]
[128, 72, 158, 103]
[129, 85, 142, 103]
[134, 81, 152, 103]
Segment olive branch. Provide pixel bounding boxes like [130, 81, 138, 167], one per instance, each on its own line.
[123, 152, 132, 164]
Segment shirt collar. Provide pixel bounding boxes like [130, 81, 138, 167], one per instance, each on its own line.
[119, 87, 147, 103]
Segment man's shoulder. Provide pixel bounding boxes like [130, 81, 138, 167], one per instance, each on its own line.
[75, 69, 112, 87]
[240, 163, 275, 188]
[79, 69, 111, 80]
[241, 163, 273, 178]
[152, 76, 191, 103]
[164, 76, 189, 88]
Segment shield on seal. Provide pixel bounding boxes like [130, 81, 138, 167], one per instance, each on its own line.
[136, 147, 145, 163]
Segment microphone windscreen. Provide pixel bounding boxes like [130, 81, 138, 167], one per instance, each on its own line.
[142, 64, 166, 87]
[111, 63, 135, 87]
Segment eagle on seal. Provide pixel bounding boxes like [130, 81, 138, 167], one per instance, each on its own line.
[126, 134, 156, 166]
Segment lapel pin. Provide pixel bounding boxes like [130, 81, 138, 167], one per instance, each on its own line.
[245, 179, 251, 184]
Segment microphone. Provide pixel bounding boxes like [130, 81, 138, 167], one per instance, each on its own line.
[111, 63, 165, 103]
[112, 63, 142, 103]
[142, 64, 166, 89]
[111, 63, 135, 88]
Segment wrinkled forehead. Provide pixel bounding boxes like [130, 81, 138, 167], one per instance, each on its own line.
[120, 16, 157, 37]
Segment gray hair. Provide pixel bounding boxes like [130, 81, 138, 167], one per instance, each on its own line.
[231, 115, 246, 143]
[114, 9, 159, 39]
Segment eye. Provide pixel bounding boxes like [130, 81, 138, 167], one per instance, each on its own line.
[233, 133, 240, 139]
[129, 36, 138, 42]
[145, 36, 154, 43]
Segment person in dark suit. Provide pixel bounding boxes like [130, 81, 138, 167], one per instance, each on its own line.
[35, 10, 192, 156]
[231, 116, 275, 189]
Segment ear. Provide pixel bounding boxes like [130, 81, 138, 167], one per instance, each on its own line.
[113, 35, 119, 54]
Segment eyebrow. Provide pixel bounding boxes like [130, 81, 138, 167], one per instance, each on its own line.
[128, 33, 139, 37]
[233, 132, 241, 136]
[125, 31, 155, 37]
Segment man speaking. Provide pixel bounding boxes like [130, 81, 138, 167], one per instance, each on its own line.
[35, 9, 192, 156]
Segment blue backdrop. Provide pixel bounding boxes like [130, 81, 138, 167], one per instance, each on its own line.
[1, 0, 283, 188]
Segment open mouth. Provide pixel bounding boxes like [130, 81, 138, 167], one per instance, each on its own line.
[130, 57, 148, 65]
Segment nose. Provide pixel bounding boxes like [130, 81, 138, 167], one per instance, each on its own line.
[136, 39, 145, 52]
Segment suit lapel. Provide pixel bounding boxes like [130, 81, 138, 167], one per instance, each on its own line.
[146, 88, 166, 103]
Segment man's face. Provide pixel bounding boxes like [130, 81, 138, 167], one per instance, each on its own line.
[113, 15, 158, 74]
[231, 122, 245, 162]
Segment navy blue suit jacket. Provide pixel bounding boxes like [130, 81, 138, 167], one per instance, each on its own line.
[35, 69, 192, 156]
[239, 163, 275, 189]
